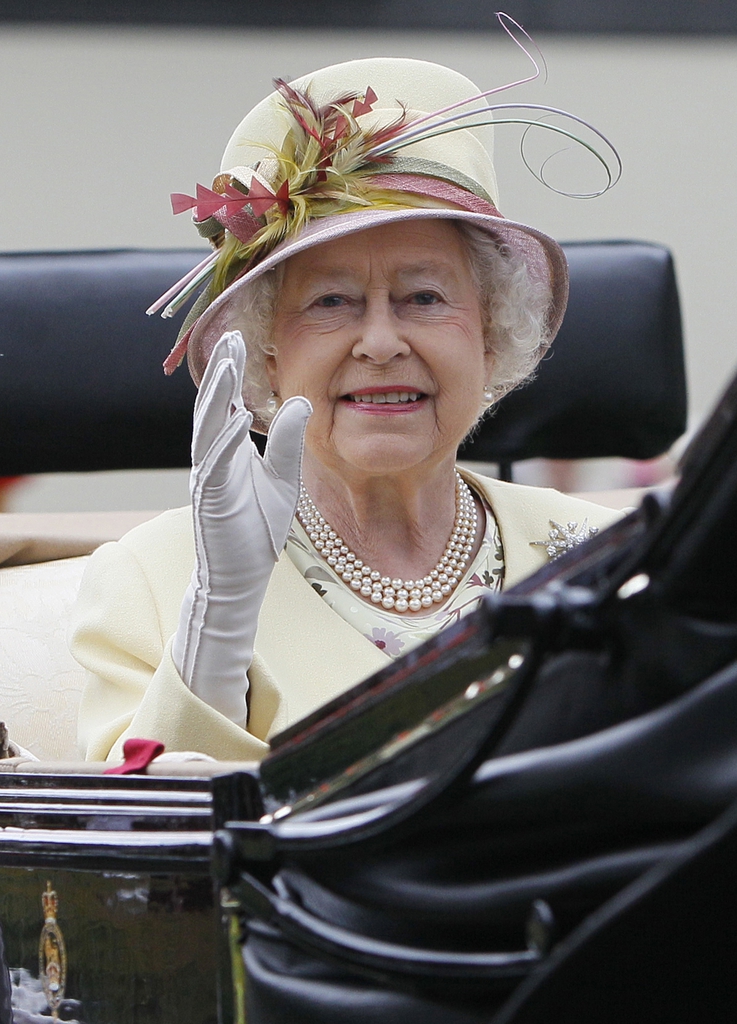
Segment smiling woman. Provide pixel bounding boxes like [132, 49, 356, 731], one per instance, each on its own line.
[68, 53, 624, 763]
[271, 224, 486, 469]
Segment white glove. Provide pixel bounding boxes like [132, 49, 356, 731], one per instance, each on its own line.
[172, 331, 312, 726]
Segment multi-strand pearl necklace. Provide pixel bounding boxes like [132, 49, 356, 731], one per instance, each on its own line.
[296, 472, 478, 614]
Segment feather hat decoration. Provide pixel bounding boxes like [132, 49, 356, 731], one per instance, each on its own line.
[207, 79, 413, 288]
[152, 80, 414, 327]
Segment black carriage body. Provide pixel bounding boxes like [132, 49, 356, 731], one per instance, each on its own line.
[0, 771, 261, 1024]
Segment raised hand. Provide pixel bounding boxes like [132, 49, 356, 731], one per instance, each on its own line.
[172, 331, 312, 725]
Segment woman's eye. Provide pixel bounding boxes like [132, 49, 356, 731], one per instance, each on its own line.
[314, 294, 347, 308]
[411, 292, 440, 306]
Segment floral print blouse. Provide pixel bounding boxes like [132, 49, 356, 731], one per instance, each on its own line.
[286, 491, 504, 660]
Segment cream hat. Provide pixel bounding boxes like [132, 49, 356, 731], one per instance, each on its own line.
[158, 57, 573, 426]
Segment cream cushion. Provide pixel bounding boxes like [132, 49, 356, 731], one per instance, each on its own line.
[0, 556, 89, 761]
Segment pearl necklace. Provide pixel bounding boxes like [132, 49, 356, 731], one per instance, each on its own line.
[296, 472, 478, 614]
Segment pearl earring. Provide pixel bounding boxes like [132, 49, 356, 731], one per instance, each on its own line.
[266, 392, 279, 414]
[483, 384, 495, 403]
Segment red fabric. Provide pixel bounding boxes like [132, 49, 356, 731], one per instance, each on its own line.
[104, 738, 165, 775]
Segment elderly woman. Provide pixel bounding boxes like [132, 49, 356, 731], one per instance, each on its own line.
[70, 56, 622, 763]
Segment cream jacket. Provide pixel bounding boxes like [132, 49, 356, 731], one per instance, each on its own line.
[69, 471, 623, 762]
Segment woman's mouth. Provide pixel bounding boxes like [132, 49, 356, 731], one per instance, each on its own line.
[346, 391, 423, 405]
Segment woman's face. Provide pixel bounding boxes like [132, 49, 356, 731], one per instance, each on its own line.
[266, 219, 491, 483]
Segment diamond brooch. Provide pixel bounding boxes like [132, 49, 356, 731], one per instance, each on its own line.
[531, 519, 599, 560]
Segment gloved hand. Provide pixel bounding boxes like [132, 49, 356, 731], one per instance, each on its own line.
[171, 331, 312, 726]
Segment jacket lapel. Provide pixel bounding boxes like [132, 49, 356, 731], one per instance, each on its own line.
[256, 553, 390, 724]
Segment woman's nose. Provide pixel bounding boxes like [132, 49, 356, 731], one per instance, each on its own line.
[351, 299, 411, 363]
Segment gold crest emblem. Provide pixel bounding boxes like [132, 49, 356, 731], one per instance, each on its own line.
[39, 881, 67, 1019]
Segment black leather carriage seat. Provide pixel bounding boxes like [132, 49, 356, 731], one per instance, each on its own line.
[0, 241, 686, 476]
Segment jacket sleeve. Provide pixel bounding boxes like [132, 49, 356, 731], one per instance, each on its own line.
[69, 538, 280, 762]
